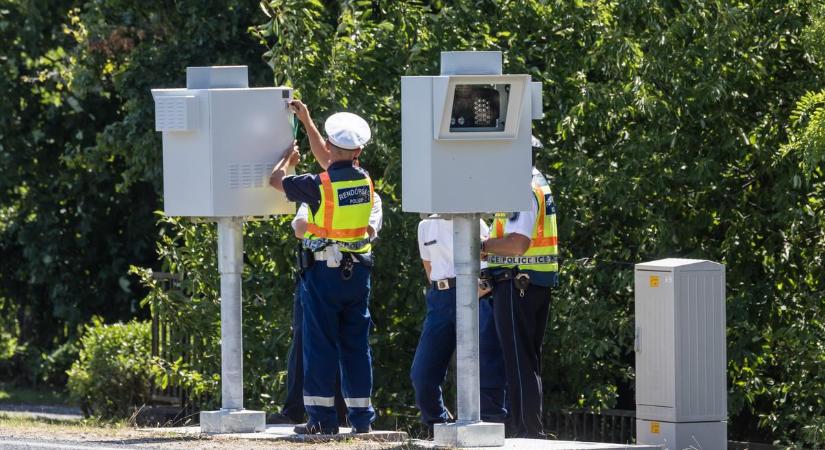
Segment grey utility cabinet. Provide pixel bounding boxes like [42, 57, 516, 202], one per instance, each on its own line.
[634, 258, 727, 450]
[151, 66, 295, 218]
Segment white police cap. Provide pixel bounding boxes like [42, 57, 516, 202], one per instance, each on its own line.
[324, 112, 371, 150]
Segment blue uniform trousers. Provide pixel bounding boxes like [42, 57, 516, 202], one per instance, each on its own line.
[493, 279, 551, 438]
[282, 277, 348, 423]
[300, 260, 375, 431]
[479, 297, 508, 422]
[410, 287, 507, 424]
[281, 280, 306, 422]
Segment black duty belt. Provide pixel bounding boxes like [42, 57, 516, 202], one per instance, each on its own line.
[302, 238, 371, 252]
[493, 270, 520, 283]
[431, 277, 456, 291]
[487, 255, 558, 265]
[492, 269, 532, 294]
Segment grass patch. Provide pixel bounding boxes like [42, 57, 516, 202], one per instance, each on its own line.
[0, 382, 71, 406]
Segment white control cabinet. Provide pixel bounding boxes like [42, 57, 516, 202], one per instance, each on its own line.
[401, 51, 543, 213]
[634, 258, 727, 449]
[152, 66, 295, 217]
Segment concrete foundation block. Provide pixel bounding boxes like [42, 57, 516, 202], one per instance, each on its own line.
[637, 419, 726, 450]
[434, 421, 505, 447]
[199, 409, 265, 434]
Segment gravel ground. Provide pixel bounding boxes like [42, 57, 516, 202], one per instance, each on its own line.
[0, 415, 416, 450]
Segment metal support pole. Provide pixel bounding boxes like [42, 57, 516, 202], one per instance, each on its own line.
[217, 217, 244, 411]
[198, 217, 265, 433]
[453, 214, 481, 423]
[433, 214, 504, 447]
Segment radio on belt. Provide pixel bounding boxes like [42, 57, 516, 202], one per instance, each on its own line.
[401, 51, 543, 214]
[151, 65, 295, 217]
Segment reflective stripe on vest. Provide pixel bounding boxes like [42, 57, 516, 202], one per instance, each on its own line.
[304, 170, 373, 253]
[488, 179, 558, 273]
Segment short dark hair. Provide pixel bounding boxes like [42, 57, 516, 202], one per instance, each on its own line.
[328, 141, 349, 153]
[327, 139, 359, 159]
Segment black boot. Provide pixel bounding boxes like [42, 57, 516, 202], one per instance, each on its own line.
[350, 425, 372, 434]
[267, 412, 302, 425]
[294, 422, 339, 435]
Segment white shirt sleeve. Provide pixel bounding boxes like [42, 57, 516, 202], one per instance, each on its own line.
[479, 219, 490, 241]
[417, 220, 430, 261]
[479, 219, 490, 270]
[291, 203, 309, 232]
[503, 194, 538, 238]
[369, 192, 383, 238]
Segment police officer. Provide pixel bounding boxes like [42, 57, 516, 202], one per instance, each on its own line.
[480, 136, 558, 439]
[410, 215, 508, 436]
[273, 191, 383, 425]
[269, 100, 376, 435]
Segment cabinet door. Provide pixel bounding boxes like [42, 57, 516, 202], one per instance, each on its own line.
[635, 269, 675, 408]
[674, 270, 727, 420]
[210, 88, 295, 217]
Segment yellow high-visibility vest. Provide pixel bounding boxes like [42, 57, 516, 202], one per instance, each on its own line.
[488, 174, 558, 273]
[305, 170, 373, 253]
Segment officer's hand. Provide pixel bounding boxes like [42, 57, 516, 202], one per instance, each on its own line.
[288, 100, 311, 123]
[478, 280, 493, 298]
[287, 143, 301, 167]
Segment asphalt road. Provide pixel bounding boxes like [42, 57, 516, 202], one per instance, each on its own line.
[0, 437, 161, 449]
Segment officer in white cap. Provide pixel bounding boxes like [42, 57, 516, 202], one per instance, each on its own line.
[269, 100, 377, 435]
[270, 177, 383, 426]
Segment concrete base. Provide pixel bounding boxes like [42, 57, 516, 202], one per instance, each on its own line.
[199, 409, 265, 433]
[146, 424, 655, 449]
[413, 438, 661, 449]
[434, 421, 506, 447]
[637, 418, 726, 450]
[144, 423, 407, 442]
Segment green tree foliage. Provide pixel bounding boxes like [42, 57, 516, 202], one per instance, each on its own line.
[771, 3, 825, 445]
[3, 0, 825, 446]
[0, 0, 269, 383]
[785, 3, 825, 177]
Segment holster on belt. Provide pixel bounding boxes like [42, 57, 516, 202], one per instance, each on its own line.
[479, 268, 493, 292]
[338, 252, 375, 281]
[350, 251, 375, 269]
[493, 267, 531, 291]
[295, 243, 315, 272]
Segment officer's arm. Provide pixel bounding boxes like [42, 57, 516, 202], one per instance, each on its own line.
[269, 144, 300, 192]
[367, 192, 383, 239]
[291, 203, 309, 238]
[289, 100, 331, 168]
[482, 233, 531, 256]
[422, 260, 432, 282]
[293, 218, 307, 238]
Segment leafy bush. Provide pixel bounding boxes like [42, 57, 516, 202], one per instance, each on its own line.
[67, 319, 152, 419]
[38, 340, 80, 387]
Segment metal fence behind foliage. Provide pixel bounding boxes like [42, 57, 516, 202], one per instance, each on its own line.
[546, 409, 637, 444]
[149, 272, 184, 406]
[148, 271, 213, 418]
